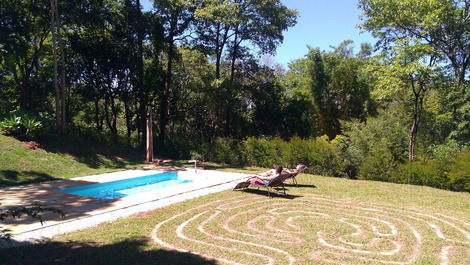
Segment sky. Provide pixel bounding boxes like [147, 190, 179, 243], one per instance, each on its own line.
[141, 0, 375, 68]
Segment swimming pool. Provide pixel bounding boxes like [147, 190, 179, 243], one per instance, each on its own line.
[55, 172, 192, 200]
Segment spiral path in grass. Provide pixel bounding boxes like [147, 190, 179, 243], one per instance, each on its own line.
[151, 194, 470, 265]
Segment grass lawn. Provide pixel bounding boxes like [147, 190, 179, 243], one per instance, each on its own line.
[0, 134, 146, 187]
[1, 171, 469, 265]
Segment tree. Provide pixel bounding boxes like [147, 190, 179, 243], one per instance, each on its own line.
[50, 0, 66, 134]
[371, 40, 439, 160]
[191, 0, 296, 135]
[359, 0, 469, 87]
[0, 0, 51, 111]
[226, 0, 297, 84]
[306, 42, 375, 139]
[153, 0, 197, 147]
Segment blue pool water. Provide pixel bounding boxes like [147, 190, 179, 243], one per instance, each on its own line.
[55, 172, 192, 200]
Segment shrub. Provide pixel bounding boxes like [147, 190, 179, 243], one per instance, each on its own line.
[0, 111, 43, 140]
[282, 136, 337, 175]
[448, 150, 470, 192]
[211, 137, 244, 164]
[242, 137, 283, 167]
[330, 135, 357, 178]
[240, 136, 339, 175]
[359, 148, 396, 182]
[343, 109, 408, 171]
[391, 160, 449, 189]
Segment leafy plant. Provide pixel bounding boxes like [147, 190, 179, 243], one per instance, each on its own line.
[0, 111, 43, 140]
[0, 202, 65, 242]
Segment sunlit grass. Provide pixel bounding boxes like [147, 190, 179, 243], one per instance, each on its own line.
[0, 134, 146, 187]
[2, 171, 468, 265]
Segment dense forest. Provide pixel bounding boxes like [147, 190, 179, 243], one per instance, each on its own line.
[0, 0, 468, 191]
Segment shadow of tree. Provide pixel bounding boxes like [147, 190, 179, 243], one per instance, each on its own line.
[0, 177, 114, 226]
[0, 170, 60, 187]
[0, 238, 217, 265]
[37, 135, 144, 169]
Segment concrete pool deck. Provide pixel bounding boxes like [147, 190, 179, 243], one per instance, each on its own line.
[0, 169, 249, 246]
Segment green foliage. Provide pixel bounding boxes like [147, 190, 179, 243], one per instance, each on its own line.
[359, 148, 396, 182]
[343, 106, 409, 169]
[0, 111, 43, 140]
[305, 42, 376, 139]
[211, 137, 244, 165]
[359, 0, 469, 84]
[427, 139, 462, 161]
[0, 0, 467, 196]
[242, 137, 283, 167]
[448, 150, 470, 192]
[391, 160, 449, 189]
[241, 136, 339, 176]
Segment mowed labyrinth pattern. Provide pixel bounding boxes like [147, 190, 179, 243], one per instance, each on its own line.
[151, 194, 470, 265]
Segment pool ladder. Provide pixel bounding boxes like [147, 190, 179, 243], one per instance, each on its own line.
[188, 160, 198, 173]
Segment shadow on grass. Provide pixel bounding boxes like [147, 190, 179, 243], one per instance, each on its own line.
[0, 238, 217, 265]
[236, 188, 303, 199]
[0, 170, 60, 187]
[37, 134, 144, 169]
[284, 183, 317, 188]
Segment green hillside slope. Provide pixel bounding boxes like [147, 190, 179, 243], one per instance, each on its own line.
[0, 134, 145, 187]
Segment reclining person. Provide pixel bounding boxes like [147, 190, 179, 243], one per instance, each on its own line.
[248, 165, 283, 186]
[284, 164, 307, 174]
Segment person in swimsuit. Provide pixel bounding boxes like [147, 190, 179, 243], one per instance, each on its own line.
[284, 164, 307, 174]
[251, 165, 283, 185]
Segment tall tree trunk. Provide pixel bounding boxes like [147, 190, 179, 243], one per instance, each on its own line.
[408, 108, 418, 161]
[225, 25, 240, 135]
[110, 94, 118, 135]
[159, 16, 176, 148]
[229, 25, 239, 84]
[215, 23, 221, 79]
[51, 0, 60, 133]
[123, 93, 132, 139]
[94, 96, 102, 131]
[215, 23, 230, 79]
[408, 79, 425, 161]
[51, 0, 65, 134]
[58, 6, 66, 132]
[136, 0, 146, 146]
[104, 94, 117, 135]
[20, 65, 31, 110]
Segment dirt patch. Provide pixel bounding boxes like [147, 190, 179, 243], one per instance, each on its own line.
[22, 141, 41, 151]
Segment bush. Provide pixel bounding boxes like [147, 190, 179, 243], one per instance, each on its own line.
[282, 136, 338, 176]
[211, 137, 244, 164]
[391, 160, 449, 189]
[359, 148, 396, 182]
[242, 137, 283, 167]
[448, 150, 470, 192]
[240, 136, 339, 175]
[343, 108, 408, 172]
[0, 111, 43, 140]
[362, 150, 469, 192]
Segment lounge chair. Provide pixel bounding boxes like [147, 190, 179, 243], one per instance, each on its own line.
[233, 172, 294, 197]
[284, 166, 308, 187]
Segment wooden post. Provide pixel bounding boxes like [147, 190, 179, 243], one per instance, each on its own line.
[146, 106, 153, 163]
